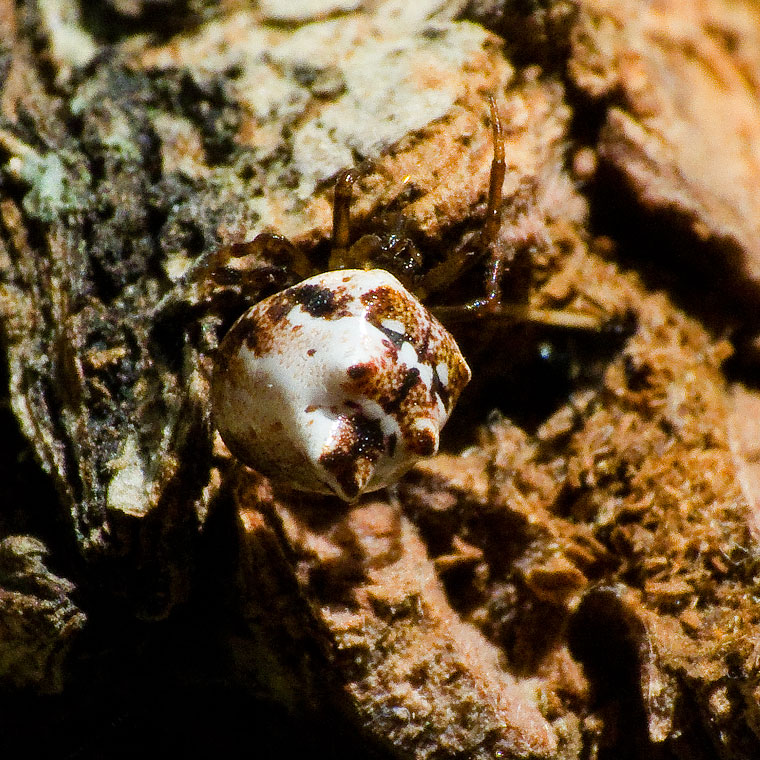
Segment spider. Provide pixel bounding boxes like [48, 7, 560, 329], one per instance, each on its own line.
[202, 98, 599, 502]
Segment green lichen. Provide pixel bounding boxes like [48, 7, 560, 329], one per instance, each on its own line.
[13, 149, 90, 223]
[0, 129, 90, 224]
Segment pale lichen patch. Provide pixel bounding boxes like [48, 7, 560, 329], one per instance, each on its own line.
[106, 434, 152, 518]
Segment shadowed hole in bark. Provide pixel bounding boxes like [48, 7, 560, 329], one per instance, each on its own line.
[444, 316, 632, 447]
[569, 588, 663, 760]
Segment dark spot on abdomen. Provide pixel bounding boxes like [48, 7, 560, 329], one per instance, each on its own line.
[353, 414, 384, 459]
[431, 365, 451, 410]
[292, 283, 349, 318]
[383, 367, 421, 414]
[318, 412, 385, 499]
[408, 426, 437, 457]
[346, 363, 374, 380]
[265, 294, 294, 324]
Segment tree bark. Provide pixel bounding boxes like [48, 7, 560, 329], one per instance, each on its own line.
[2, 1, 760, 758]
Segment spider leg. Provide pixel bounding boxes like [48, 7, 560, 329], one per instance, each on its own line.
[432, 302, 604, 330]
[424, 98, 604, 332]
[329, 168, 361, 270]
[481, 95, 506, 254]
[417, 96, 506, 300]
[329, 168, 427, 288]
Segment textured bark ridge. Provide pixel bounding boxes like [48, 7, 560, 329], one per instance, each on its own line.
[569, 0, 760, 297]
[1, 0, 760, 758]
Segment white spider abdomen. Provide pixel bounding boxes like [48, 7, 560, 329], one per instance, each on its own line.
[212, 269, 471, 501]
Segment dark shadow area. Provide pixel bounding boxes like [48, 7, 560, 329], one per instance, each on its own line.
[0, 347, 81, 577]
[80, 0, 203, 45]
[442, 312, 633, 449]
[0, 683, 371, 760]
[569, 589, 668, 760]
[587, 157, 760, 386]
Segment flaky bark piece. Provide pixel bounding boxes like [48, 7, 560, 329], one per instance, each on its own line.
[406, 245, 760, 758]
[727, 383, 760, 544]
[569, 0, 760, 296]
[234, 472, 558, 760]
[0, 536, 85, 693]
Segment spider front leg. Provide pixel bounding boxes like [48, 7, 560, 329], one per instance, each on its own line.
[152, 231, 316, 332]
[415, 96, 506, 303]
[329, 167, 390, 273]
[424, 98, 604, 332]
[329, 168, 358, 270]
[328, 167, 425, 286]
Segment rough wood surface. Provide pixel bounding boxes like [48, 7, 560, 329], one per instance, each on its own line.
[2, 0, 760, 758]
